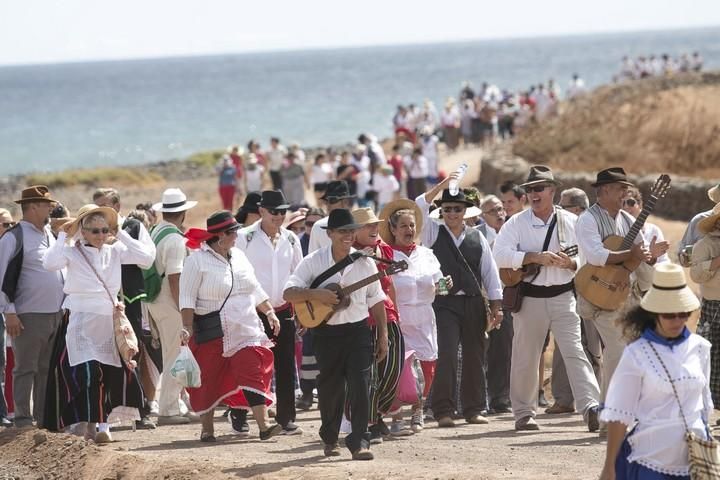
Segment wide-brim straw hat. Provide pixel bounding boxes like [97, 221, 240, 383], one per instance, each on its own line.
[698, 202, 720, 235]
[352, 207, 384, 226]
[283, 209, 307, 229]
[640, 263, 700, 314]
[378, 199, 423, 244]
[14, 185, 57, 204]
[65, 204, 119, 237]
[152, 188, 198, 213]
[429, 205, 482, 221]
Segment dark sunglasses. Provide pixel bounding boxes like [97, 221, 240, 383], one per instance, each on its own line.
[442, 206, 465, 214]
[623, 198, 638, 207]
[268, 208, 287, 216]
[525, 185, 548, 193]
[83, 227, 110, 235]
[1, 222, 16, 228]
[659, 312, 691, 319]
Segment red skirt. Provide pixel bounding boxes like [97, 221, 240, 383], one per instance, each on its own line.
[188, 337, 274, 414]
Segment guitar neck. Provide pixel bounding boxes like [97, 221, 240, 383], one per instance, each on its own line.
[339, 272, 385, 297]
[619, 197, 656, 250]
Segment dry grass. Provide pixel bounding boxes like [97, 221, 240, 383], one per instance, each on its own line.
[514, 72, 720, 177]
[26, 167, 163, 189]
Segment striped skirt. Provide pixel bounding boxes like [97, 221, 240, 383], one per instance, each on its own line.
[43, 313, 144, 431]
[369, 321, 405, 421]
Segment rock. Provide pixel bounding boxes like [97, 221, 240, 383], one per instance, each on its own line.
[33, 431, 48, 446]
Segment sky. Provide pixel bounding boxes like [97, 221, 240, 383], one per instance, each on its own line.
[1, 0, 719, 66]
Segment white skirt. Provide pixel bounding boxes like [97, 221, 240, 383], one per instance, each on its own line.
[66, 311, 121, 367]
[398, 304, 438, 361]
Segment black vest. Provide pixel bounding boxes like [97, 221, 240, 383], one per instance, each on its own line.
[431, 225, 483, 296]
[1, 224, 24, 303]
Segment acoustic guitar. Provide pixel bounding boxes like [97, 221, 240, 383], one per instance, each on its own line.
[574, 174, 671, 310]
[294, 260, 409, 329]
[499, 245, 579, 287]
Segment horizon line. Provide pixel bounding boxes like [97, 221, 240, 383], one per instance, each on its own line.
[1, 24, 718, 69]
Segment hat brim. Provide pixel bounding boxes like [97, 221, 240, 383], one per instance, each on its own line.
[259, 203, 291, 210]
[65, 207, 119, 237]
[640, 285, 700, 314]
[151, 200, 198, 213]
[378, 199, 424, 244]
[698, 212, 720, 235]
[436, 199, 475, 207]
[321, 223, 364, 231]
[14, 197, 56, 205]
[520, 179, 562, 188]
[590, 180, 634, 188]
[708, 185, 720, 203]
[429, 205, 482, 220]
[320, 194, 356, 201]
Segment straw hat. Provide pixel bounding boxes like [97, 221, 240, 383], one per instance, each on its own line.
[378, 199, 423, 244]
[640, 263, 700, 314]
[283, 208, 308, 229]
[64, 204, 119, 237]
[429, 205, 482, 220]
[352, 207, 384, 226]
[152, 188, 198, 213]
[708, 183, 720, 203]
[698, 202, 720, 235]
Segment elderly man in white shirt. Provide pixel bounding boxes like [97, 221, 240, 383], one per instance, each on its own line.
[236, 190, 303, 435]
[494, 166, 601, 431]
[416, 177, 503, 428]
[284, 209, 387, 461]
[575, 168, 668, 415]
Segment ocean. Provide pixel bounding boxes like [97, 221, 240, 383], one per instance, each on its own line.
[1, 27, 718, 176]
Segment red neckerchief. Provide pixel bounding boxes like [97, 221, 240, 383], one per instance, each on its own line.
[391, 242, 416, 256]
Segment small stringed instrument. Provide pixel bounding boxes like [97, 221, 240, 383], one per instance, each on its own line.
[574, 174, 671, 310]
[294, 260, 409, 329]
[499, 245, 579, 287]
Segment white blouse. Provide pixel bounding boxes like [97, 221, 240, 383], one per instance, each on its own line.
[600, 334, 713, 476]
[180, 245, 271, 356]
[42, 229, 156, 367]
[392, 246, 442, 361]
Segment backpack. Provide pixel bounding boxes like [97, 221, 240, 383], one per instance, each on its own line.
[142, 224, 182, 303]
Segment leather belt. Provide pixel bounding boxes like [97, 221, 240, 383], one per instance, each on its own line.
[522, 281, 574, 298]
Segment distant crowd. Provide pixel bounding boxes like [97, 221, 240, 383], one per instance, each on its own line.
[615, 52, 704, 82]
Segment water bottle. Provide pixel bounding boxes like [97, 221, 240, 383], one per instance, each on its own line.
[449, 163, 468, 196]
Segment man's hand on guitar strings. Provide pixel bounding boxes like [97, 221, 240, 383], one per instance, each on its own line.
[312, 288, 340, 306]
[631, 243, 652, 263]
[536, 251, 563, 266]
[554, 251, 576, 270]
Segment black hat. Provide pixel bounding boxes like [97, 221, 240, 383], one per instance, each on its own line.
[436, 189, 475, 207]
[258, 190, 290, 209]
[521, 165, 561, 187]
[320, 180, 355, 201]
[321, 209, 363, 230]
[206, 210, 241, 234]
[591, 167, 634, 188]
[239, 191, 261, 213]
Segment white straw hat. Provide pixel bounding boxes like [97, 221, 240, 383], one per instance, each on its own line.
[429, 205, 482, 221]
[152, 188, 198, 213]
[640, 263, 700, 314]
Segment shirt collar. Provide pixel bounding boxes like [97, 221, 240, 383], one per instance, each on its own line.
[641, 326, 690, 349]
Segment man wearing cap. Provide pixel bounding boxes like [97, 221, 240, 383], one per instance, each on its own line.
[236, 190, 304, 435]
[284, 209, 388, 460]
[416, 176, 503, 428]
[146, 188, 198, 425]
[493, 166, 601, 431]
[234, 191, 262, 227]
[0, 186, 65, 427]
[575, 167, 668, 415]
[677, 183, 720, 267]
[308, 180, 356, 254]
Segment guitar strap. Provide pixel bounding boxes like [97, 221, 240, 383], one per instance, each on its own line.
[310, 251, 366, 289]
[532, 213, 558, 282]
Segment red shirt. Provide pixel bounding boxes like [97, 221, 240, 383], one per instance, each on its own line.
[358, 240, 399, 326]
[230, 153, 244, 178]
[388, 154, 404, 183]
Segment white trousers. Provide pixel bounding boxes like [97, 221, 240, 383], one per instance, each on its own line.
[147, 293, 184, 417]
[510, 291, 600, 421]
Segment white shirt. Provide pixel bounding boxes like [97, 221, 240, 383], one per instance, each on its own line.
[284, 246, 386, 326]
[600, 334, 712, 476]
[235, 223, 303, 308]
[267, 145, 288, 171]
[372, 173, 400, 207]
[308, 216, 331, 254]
[576, 207, 640, 267]
[392, 247, 442, 361]
[404, 155, 429, 179]
[416, 194, 503, 301]
[244, 165, 264, 192]
[493, 208, 578, 287]
[311, 163, 333, 184]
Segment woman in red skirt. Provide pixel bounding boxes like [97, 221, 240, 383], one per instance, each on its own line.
[181, 211, 282, 442]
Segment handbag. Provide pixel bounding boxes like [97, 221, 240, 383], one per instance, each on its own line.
[501, 213, 557, 314]
[647, 340, 720, 479]
[193, 260, 233, 344]
[75, 243, 138, 368]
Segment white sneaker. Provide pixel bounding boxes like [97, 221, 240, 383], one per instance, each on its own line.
[340, 415, 352, 434]
[390, 420, 414, 436]
[149, 401, 159, 415]
[411, 411, 424, 433]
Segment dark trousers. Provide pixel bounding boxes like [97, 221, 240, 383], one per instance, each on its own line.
[314, 320, 373, 453]
[270, 170, 283, 191]
[432, 295, 487, 419]
[260, 306, 297, 427]
[486, 310, 514, 409]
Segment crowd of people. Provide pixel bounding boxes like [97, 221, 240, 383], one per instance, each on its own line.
[1, 139, 720, 477]
[615, 52, 704, 82]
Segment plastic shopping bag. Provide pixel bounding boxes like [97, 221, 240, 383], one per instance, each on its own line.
[391, 350, 425, 411]
[170, 346, 202, 388]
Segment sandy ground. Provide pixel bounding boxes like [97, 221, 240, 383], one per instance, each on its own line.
[0, 144, 708, 479]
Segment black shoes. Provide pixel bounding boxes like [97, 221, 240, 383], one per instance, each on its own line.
[295, 393, 313, 410]
[135, 416, 157, 430]
[229, 409, 250, 435]
[259, 424, 283, 440]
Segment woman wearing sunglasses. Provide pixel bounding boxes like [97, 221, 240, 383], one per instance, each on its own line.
[42, 204, 155, 442]
[599, 263, 708, 480]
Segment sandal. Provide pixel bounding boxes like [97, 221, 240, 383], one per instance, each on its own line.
[200, 431, 217, 443]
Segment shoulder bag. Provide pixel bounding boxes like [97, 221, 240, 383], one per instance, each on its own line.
[75, 243, 139, 368]
[501, 213, 556, 313]
[647, 340, 720, 479]
[193, 259, 233, 344]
